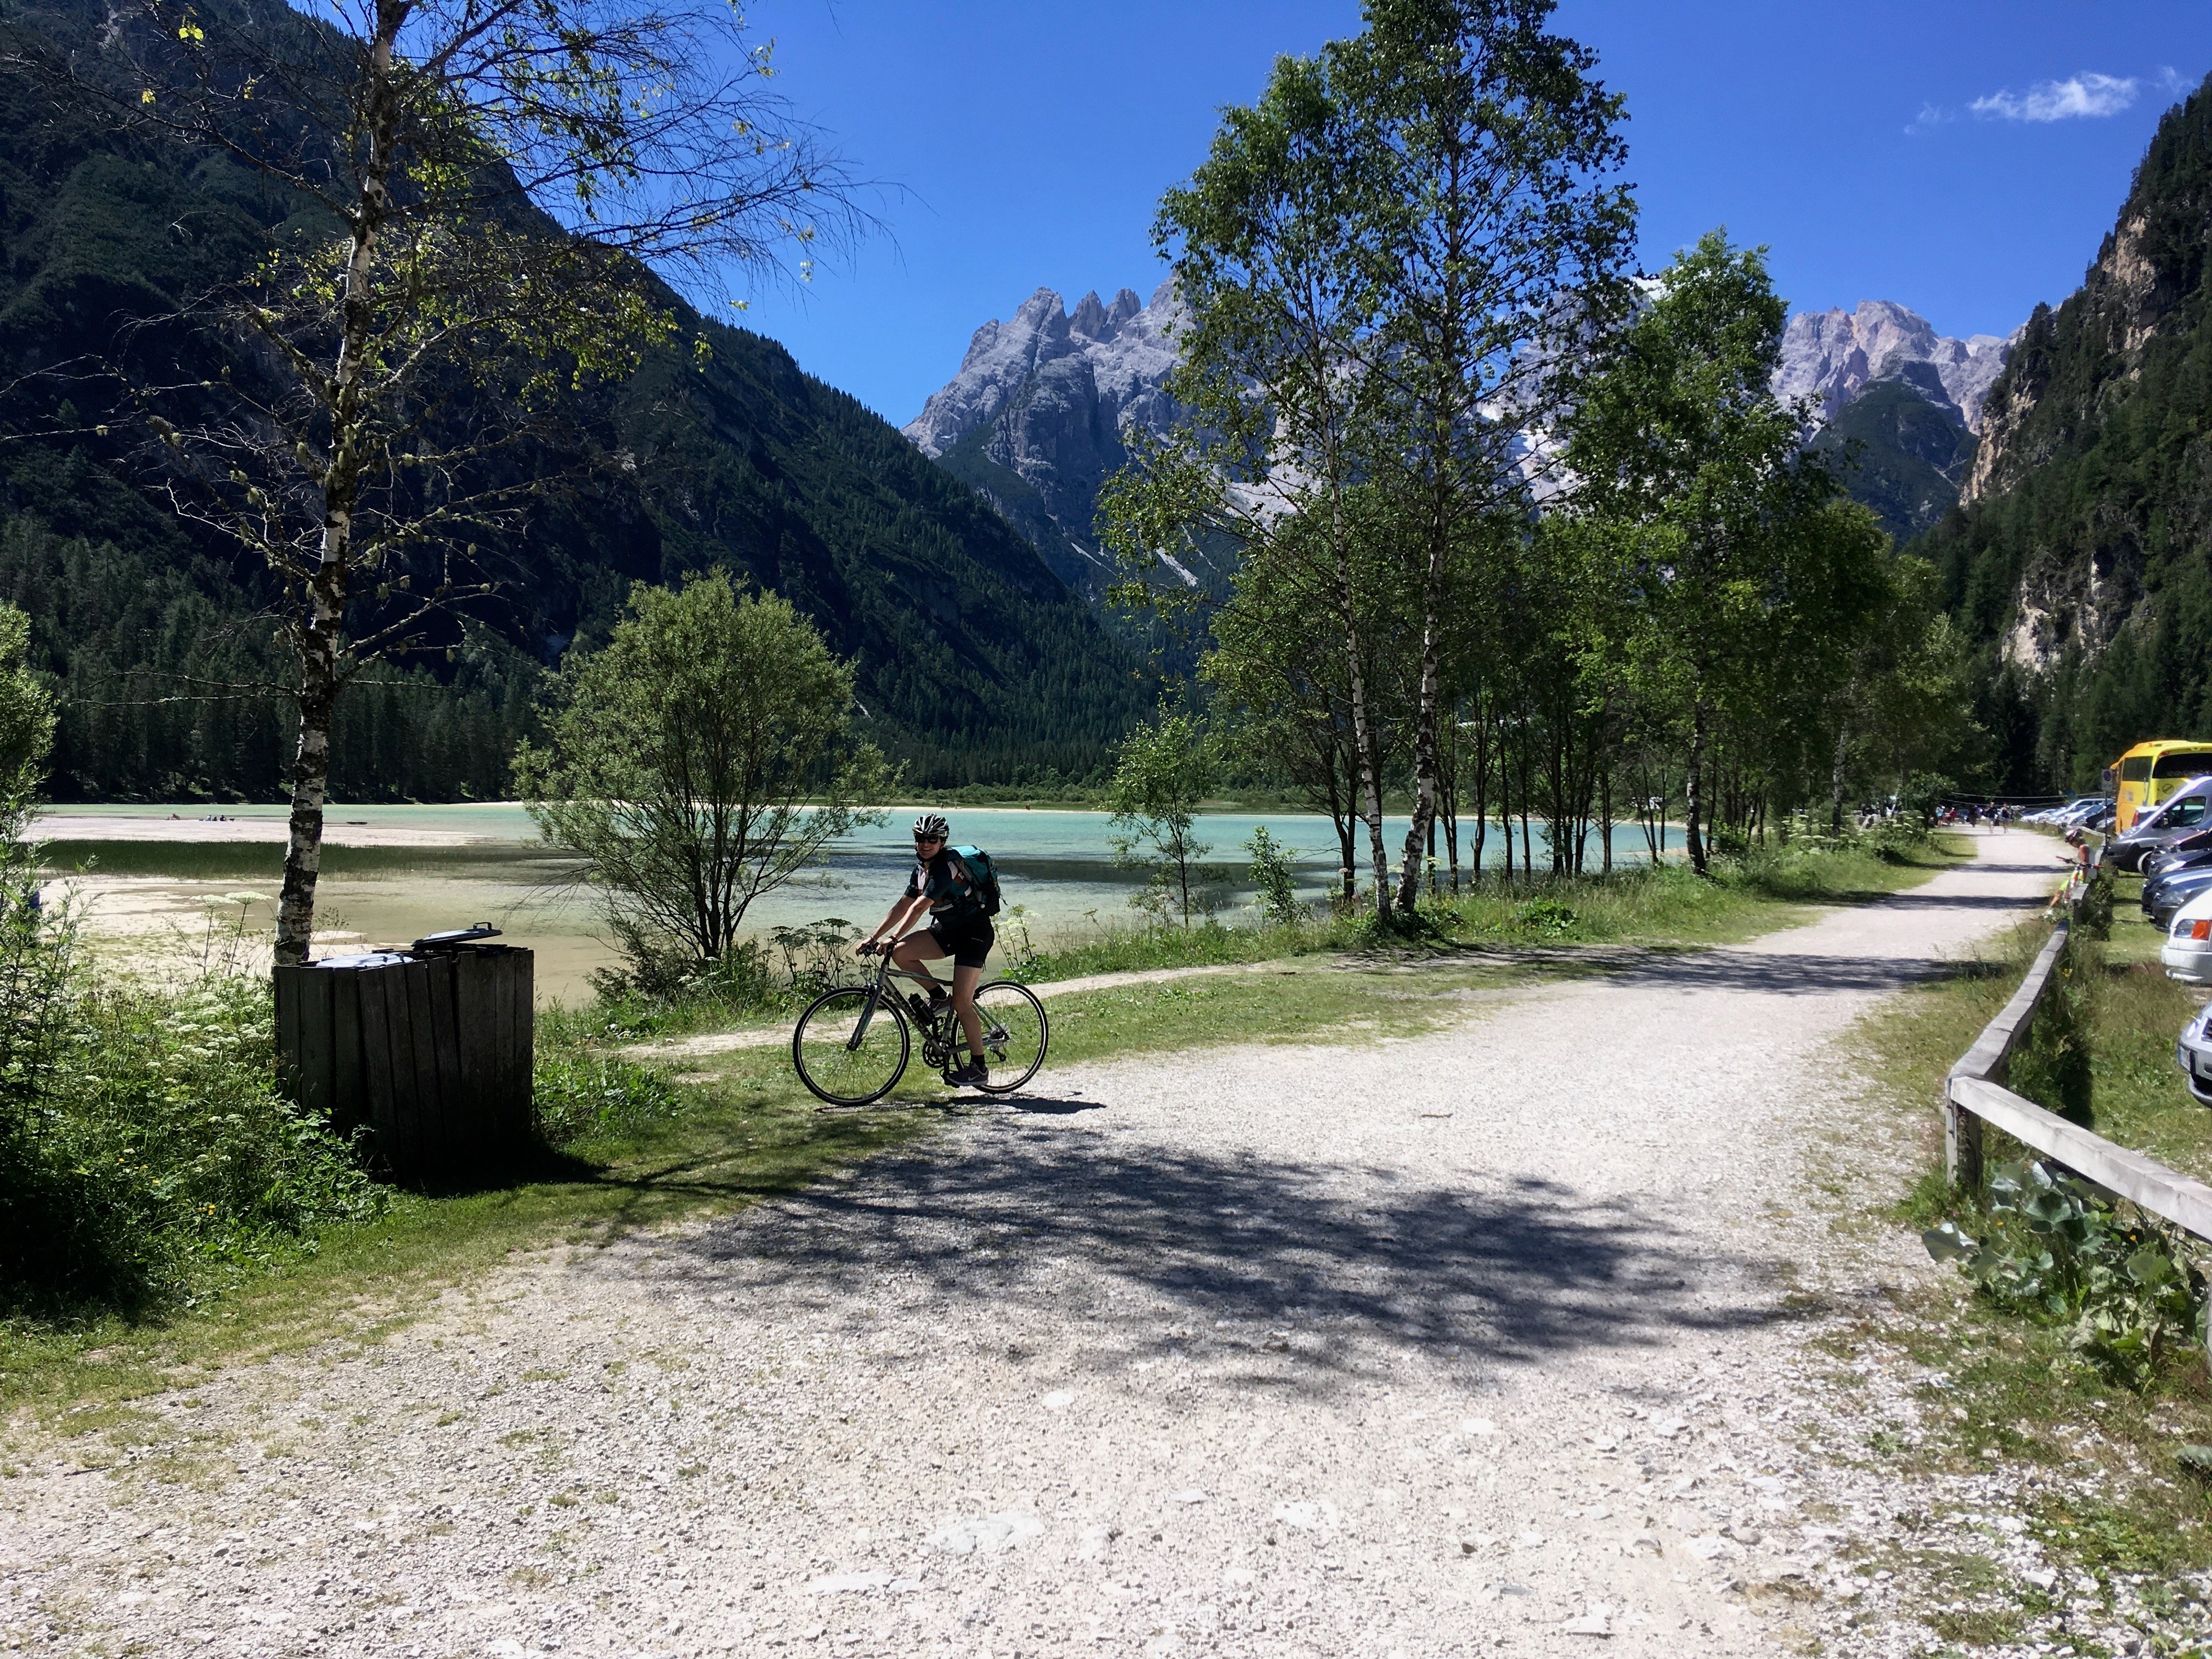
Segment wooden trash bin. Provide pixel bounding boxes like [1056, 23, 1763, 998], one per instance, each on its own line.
[273, 928, 534, 1181]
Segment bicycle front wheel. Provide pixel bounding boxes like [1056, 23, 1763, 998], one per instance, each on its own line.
[792, 986, 910, 1107]
[971, 981, 1048, 1094]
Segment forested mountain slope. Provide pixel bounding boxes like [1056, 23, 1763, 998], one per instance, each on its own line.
[0, 0, 1143, 800]
[1914, 72, 2212, 792]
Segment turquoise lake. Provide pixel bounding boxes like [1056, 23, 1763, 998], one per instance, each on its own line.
[41, 804, 1685, 1003]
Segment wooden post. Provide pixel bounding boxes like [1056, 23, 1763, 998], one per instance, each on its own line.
[1944, 1075, 1984, 1192]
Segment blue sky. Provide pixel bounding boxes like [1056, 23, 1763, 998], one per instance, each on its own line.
[729, 2, 2212, 427]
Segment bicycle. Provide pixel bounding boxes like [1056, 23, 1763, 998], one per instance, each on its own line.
[789, 936, 1048, 1107]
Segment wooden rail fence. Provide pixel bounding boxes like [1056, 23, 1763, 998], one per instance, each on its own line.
[1944, 874, 2212, 1348]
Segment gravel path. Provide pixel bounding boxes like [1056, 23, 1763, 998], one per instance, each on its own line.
[6, 834, 2068, 1658]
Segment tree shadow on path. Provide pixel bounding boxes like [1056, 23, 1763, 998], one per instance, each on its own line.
[663, 1122, 1782, 1395]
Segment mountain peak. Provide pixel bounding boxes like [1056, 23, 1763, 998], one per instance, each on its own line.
[1775, 301, 2016, 433]
[902, 282, 1182, 466]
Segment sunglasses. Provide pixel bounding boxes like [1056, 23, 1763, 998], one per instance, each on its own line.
[914, 834, 945, 845]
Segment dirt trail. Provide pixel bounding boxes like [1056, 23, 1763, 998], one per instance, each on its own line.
[623, 960, 1324, 1062]
[4, 833, 2066, 1658]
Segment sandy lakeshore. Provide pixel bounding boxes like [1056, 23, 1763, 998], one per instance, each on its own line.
[34, 807, 518, 848]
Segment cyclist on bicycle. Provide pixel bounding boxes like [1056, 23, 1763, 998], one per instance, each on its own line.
[858, 813, 995, 1086]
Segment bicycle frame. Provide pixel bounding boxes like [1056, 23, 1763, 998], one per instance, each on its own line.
[846, 935, 949, 1052]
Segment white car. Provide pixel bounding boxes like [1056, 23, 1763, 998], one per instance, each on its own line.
[2177, 1002, 2212, 1105]
[2164, 887, 2212, 984]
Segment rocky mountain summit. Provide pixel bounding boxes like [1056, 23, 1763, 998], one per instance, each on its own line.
[904, 285, 2018, 579]
[901, 284, 1183, 590]
[1775, 301, 2017, 434]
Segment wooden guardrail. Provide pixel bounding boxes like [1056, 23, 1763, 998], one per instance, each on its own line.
[1944, 883, 2212, 1253]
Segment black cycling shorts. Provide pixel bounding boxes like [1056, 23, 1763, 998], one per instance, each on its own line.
[927, 916, 995, 969]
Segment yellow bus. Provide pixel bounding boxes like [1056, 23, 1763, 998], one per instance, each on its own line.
[2109, 738, 2212, 831]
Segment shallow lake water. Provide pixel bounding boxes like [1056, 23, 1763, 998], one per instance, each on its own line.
[40, 804, 1684, 1005]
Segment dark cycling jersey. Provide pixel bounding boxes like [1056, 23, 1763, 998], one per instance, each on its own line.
[905, 847, 985, 921]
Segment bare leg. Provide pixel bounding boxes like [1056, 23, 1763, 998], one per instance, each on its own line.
[952, 963, 984, 1060]
[891, 933, 948, 997]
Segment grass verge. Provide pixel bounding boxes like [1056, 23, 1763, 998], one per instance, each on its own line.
[998, 832, 1971, 983]
[1842, 911, 2212, 1607]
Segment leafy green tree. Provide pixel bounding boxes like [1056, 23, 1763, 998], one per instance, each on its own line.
[1245, 826, 1308, 926]
[515, 573, 889, 976]
[36, 0, 865, 962]
[1105, 0, 1632, 918]
[1824, 552, 1977, 832]
[1107, 712, 1221, 928]
[1101, 47, 1396, 916]
[1325, 0, 1635, 911]
[0, 601, 71, 1120]
[1199, 496, 1412, 904]
[1564, 231, 1884, 873]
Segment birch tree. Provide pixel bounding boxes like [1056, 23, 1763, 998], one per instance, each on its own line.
[1565, 232, 1882, 873]
[1099, 54, 1403, 918]
[32, 0, 862, 963]
[1103, 0, 1630, 921]
[1329, 0, 1634, 911]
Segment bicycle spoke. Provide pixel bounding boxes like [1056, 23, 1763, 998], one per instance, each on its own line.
[969, 981, 1047, 1093]
[792, 986, 910, 1107]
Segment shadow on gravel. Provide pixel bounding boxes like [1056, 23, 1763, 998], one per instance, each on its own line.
[665, 1129, 1770, 1389]
[1608, 946, 2019, 997]
[1846, 889, 2058, 911]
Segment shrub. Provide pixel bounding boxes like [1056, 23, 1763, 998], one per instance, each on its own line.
[1511, 897, 1580, 937]
[1246, 827, 1308, 927]
[2, 975, 385, 1313]
[1925, 1162, 2202, 1387]
[2007, 935, 2093, 1125]
[2075, 862, 2114, 940]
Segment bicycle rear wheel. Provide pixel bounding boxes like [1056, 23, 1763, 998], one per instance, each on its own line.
[792, 986, 910, 1107]
[970, 981, 1048, 1094]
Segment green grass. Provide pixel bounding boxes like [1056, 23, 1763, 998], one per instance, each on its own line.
[1842, 909, 2212, 1599]
[1011, 834, 1971, 982]
[0, 831, 1968, 1419]
[0, 1070, 932, 1421]
[2067, 875, 2212, 1186]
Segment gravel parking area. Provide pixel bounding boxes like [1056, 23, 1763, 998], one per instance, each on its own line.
[5, 834, 2075, 1657]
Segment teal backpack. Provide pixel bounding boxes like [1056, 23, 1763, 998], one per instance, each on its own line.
[950, 845, 1003, 917]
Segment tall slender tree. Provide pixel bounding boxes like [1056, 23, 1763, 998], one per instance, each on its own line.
[26, 0, 864, 962]
[1101, 53, 1401, 916]
[1104, 0, 1632, 918]
[1328, 0, 1635, 911]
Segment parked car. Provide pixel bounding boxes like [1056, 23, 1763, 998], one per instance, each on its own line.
[2080, 802, 2117, 832]
[2176, 1002, 2212, 1105]
[2149, 862, 2212, 929]
[2164, 889, 2212, 984]
[2107, 778, 2212, 872]
[2144, 851, 2212, 896]
[2142, 826, 2212, 879]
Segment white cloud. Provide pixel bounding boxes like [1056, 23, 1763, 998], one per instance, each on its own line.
[1971, 72, 2140, 122]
